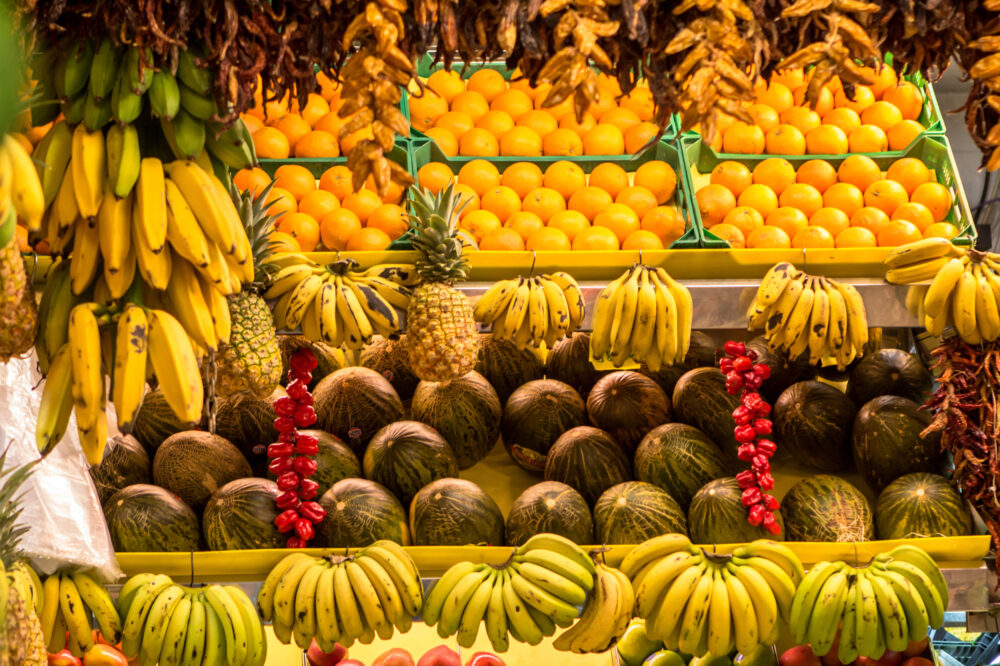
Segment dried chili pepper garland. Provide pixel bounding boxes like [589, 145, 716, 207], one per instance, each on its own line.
[721, 341, 780, 535]
[269, 348, 326, 548]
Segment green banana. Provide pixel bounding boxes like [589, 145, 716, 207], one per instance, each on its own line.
[149, 70, 182, 120]
[88, 38, 123, 100]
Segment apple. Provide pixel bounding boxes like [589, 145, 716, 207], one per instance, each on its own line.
[856, 650, 903, 666]
[820, 631, 842, 666]
[47, 650, 82, 666]
[306, 639, 348, 666]
[465, 653, 506, 666]
[904, 638, 930, 658]
[338, 661, 366, 666]
[779, 645, 821, 666]
[901, 659, 933, 666]
[372, 648, 416, 666]
[417, 646, 462, 666]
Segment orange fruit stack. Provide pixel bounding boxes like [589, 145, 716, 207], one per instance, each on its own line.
[696, 155, 958, 249]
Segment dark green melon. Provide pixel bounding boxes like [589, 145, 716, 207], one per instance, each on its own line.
[852, 396, 943, 492]
[213, 387, 284, 477]
[103, 484, 200, 552]
[672, 368, 741, 457]
[640, 331, 718, 397]
[476, 333, 545, 405]
[90, 435, 150, 504]
[267, 430, 361, 498]
[317, 478, 410, 547]
[587, 371, 671, 455]
[688, 478, 781, 544]
[409, 478, 505, 546]
[594, 481, 688, 544]
[410, 371, 502, 469]
[363, 421, 459, 506]
[745, 336, 816, 403]
[314, 366, 405, 456]
[634, 424, 727, 510]
[773, 381, 857, 471]
[544, 426, 632, 505]
[545, 332, 608, 400]
[505, 481, 594, 546]
[875, 473, 973, 540]
[152, 431, 252, 508]
[847, 349, 933, 406]
[781, 475, 874, 542]
[130, 389, 192, 453]
[202, 478, 284, 550]
[502, 379, 587, 472]
[361, 335, 421, 401]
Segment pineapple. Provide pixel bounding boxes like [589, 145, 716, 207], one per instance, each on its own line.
[405, 184, 479, 382]
[215, 183, 283, 398]
[0, 236, 37, 362]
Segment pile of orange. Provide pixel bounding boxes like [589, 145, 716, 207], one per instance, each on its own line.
[703, 66, 928, 156]
[416, 158, 684, 251]
[697, 155, 958, 249]
[409, 68, 661, 158]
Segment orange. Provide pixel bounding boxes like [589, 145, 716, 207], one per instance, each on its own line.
[781, 107, 822, 134]
[596, 73, 623, 98]
[738, 184, 780, 218]
[341, 189, 382, 224]
[275, 114, 312, 150]
[600, 108, 642, 133]
[543, 128, 584, 156]
[887, 119, 924, 151]
[765, 124, 805, 155]
[764, 208, 809, 239]
[505, 211, 545, 240]
[491, 89, 534, 120]
[543, 161, 587, 201]
[805, 125, 849, 155]
[521, 187, 566, 222]
[772, 68, 806, 91]
[834, 86, 875, 113]
[480, 185, 522, 223]
[338, 124, 373, 154]
[233, 167, 271, 196]
[837, 155, 882, 192]
[588, 92, 617, 121]
[346, 226, 393, 251]
[756, 82, 794, 114]
[568, 186, 615, 222]
[869, 65, 900, 98]
[822, 107, 862, 134]
[453, 183, 481, 219]
[301, 94, 330, 127]
[642, 207, 686, 246]
[319, 165, 354, 199]
[624, 122, 660, 154]
[409, 92, 450, 131]
[886, 157, 931, 196]
[548, 210, 590, 242]
[705, 223, 745, 248]
[696, 184, 737, 227]
[882, 82, 923, 121]
[848, 125, 888, 153]
[417, 162, 455, 194]
[313, 111, 345, 137]
[877, 219, 923, 247]
[466, 69, 508, 103]
[835, 226, 878, 248]
[616, 186, 659, 220]
[923, 222, 960, 240]
[721, 206, 764, 236]
[823, 182, 865, 217]
[791, 85, 834, 117]
[779, 183, 824, 218]
[593, 203, 641, 244]
[635, 161, 678, 205]
[792, 226, 835, 248]
[435, 111, 475, 138]
[621, 87, 655, 122]
[851, 207, 892, 237]
[560, 112, 598, 136]
[297, 189, 340, 221]
[722, 122, 766, 154]
[746, 225, 792, 249]
[501, 162, 544, 199]
[508, 73, 536, 98]
[809, 207, 850, 236]
[891, 202, 934, 231]
[294, 130, 339, 158]
[458, 159, 502, 196]
[582, 124, 626, 155]
[476, 110, 516, 138]
[526, 226, 572, 251]
[752, 158, 796, 195]
[864, 179, 908, 217]
[273, 164, 317, 201]
[710, 161, 753, 198]
[366, 203, 409, 240]
[263, 97, 290, 123]
[796, 159, 838, 193]
[276, 212, 320, 251]
[621, 229, 665, 250]
[517, 110, 559, 138]
[451, 91, 490, 119]
[240, 114, 264, 136]
[861, 101, 904, 132]
[269, 231, 300, 253]
[461, 209, 502, 241]
[910, 182, 952, 221]
[253, 127, 291, 158]
[424, 127, 459, 156]
[266, 186, 297, 219]
[427, 70, 466, 104]
[480, 227, 526, 251]
[588, 163, 630, 199]
[747, 104, 780, 132]
[573, 225, 620, 251]
[500, 127, 543, 156]
[458, 128, 500, 157]
[365, 175, 405, 205]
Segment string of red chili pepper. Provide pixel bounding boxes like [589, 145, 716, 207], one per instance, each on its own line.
[720, 341, 780, 535]
[269, 349, 327, 548]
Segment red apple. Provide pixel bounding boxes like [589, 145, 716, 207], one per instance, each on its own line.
[821, 632, 842, 666]
[372, 648, 416, 666]
[338, 661, 365, 666]
[417, 646, 462, 666]
[465, 653, 506, 666]
[306, 639, 348, 666]
[857, 651, 904, 666]
[901, 659, 933, 666]
[47, 651, 82, 666]
[904, 638, 930, 658]
[779, 645, 822, 666]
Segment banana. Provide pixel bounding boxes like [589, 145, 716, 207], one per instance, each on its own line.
[89, 39, 122, 100]
[868, 567, 909, 652]
[547, 271, 585, 331]
[315, 278, 340, 345]
[975, 263, 1000, 341]
[924, 257, 968, 318]
[71, 572, 122, 645]
[526, 604, 557, 636]
[200, 594, 227, 666]
[732, 556, 796, 623]
[205, 120, 256, 170]
[884, 545, 948, 606]
[170, 110, 207, 159]
[635, 550, 698, 618]
[335, 276, 374, 349]
[149, 70, 182, 120]
[627, 268, 658, 359]
[179, 595, 207, 666]
[70, 215, 102, 295]
[438, 566, 492, 638]
[158, 594, 192, 666]
[280, 551, 316, 646]
[179, 83, 219, 120]
[512, 560, 587, 607]
[62, 93, 87, 126]
[121, 576, 175, 658]
[165, 257, 218, 351]
[71, 123, 106, 219]
[177, 49, 213, 95]
[552, 564, 617, 653]
[270, 556, 318, 638]
[146, 309, 203, 423]
[823, 278, 848, 354]
[133, 215, 172, 289]
[54, 163, 79, 229]
[97, 186, 132, 288]
[349, 279, 401, 338]
[527, 277, 550, 346]
[138, 585, 186, 665]
[83, 90, 112, 131]
[838, 577, 860, 666]
[676, 566, 714, 656]
[781, 277, 816, 355]
[729, 561, 779, 647]
[35, 343, 75, 454]
[59, 575, 95, 656]
[722, 566, 759, 656]
[790, 561, 843, 644]
[538, 275, 571, 338]
[315, 565, 341, 649]
[834, 281, 869, 354]
[457, 569, 496, 648]
[223, 585, 266, 666]
[258, 553, 314, 622]
[953, 266, 978, 341]
[885, 256, 954, 285]
[3, 135, 45, 231]
[68, 303, 105, 431]
[333, 563, 365, 642]
[484, 569, 509, 653]
[805, 569, 848, 656]
[590, 268, 633, 359]
[200, 273, 232, 345]
[876, 568, 929, 643]
[517, 534, 596, 578]
[807, 278, 830, 364]
[885, 237, 962, 268]
[355, 274, 411, 310]
[283, 273, 327, 330]
[33, 120, 73, 208]
[884, 560, 945, 629]
[424, 562, 481, 627]
[134, 157, 168, 253]
[756, 263, 801, 308]
[732, 541, 804, 585]
[202, 584, 248, 666]
[111, 69, 144, 124]
[502, 278, 532, 342]
[610, 266, 642, 356]
[347, 560, 393, 640]
[647, 561, 706, 646]
[39, 574, 62, 646]
[648, 271, 678, 368]
[356, 555, 408, 631]
[62, 40, 94, 98]
[105, 123, 141, 199]
[164, 181, 214, 271]
[655, 268, 692, 363]
[164, 160, 239, 255]
[763, 274, 804, 338]
[48, 606, 68, 654]
[501, 568, 544, 646]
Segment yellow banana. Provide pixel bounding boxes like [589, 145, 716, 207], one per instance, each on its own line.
[755, 262, 800, 308]
[974, 263, 1000, 341]
[134, 157, 167, 252]
[884, 237, 962, 269]
[105, 123, 141, 198]
[70, 124, 106, 219]
[69, 216, 101, 295]
[165, 257, 218, 351]
[35, 343, 75, 455]
[924, 257, 968, 318]
[97, 186, 132, 285]
[132, 208, 173, 289]
[146, 309, 203, 423]
[163, 160, 238, 255]
[807, 278, 830, 364]
[629, 268, 658, 360]
[33, 120, 73, 208]
[164, 179, 212, 269]
[68, 304, 105, 432]
[54, 164, 79, 229]
[590, 268, 633, 359]
[3, 135, 45, 231]
[655, 268, 692, 363]
[952, 267, 978, 342]
[112, 304, 149, 432]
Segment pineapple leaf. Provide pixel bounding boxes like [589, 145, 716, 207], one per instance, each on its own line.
[407, 184, 470, 284]
[228, 178, 282, 286]
[0, 450, 38, 567]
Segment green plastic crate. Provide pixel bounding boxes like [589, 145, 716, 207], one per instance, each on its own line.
[256, 138, 414, 180]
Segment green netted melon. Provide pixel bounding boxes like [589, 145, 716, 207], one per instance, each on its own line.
[267, 429, 361, 498]
[213, 387, 284, 476]
[545, 332, 608, 400]
[152, 431, 252, 508]
[317, 478, 410, 547]
[314, 366, 405, 456]
[687, 478, 781, 544]
[410, 371, 502, 469]
[587, 371, 671, 455]
[361, 335, 421, 401]
[505, 481, 594, 546]
[130, 389, 192, 453]
[640, 331, 717, 397]
[847, 348, 933, 406]
[875, 473, 973, 540]
[852, 396, 942, 492]
[774, 381, 857, 471]
[634, 424, 727, 510]
[745, 336, 816, 403]
[544, 426, 632, 505]
[278, 334, 353, 389]
[475, 333, 545, 405]
[202, 478, 284, 550]
[672, 368, 741, 457]
[363, 421, 460, 505]
[782, 475, 874, 542]
[90, 435, 150, 504]
[594, 481, 688, 544]
[502, 379, 587, 472]
[409, 478, 505, 546]
[103, 484, 200, 552]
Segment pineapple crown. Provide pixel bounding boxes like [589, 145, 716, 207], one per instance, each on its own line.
[228, 176, 281, 288]
[0, 451, 36, 569]
[407, 183, 470, 284]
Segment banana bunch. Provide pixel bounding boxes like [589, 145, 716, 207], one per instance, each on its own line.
[472, 272, 585, 350]
[116, 574, 265, 666]
[264, 256, 419, 349]
[551, 562, 634, 654]
[38, 571, 122, 657]
[425, 533, 596, 652]
[622, 535, 804, 659]
[0, 132, 45, 232]
[748, 262, 869, 368]
[257, 540, 422, 651]
[590, 264, 692, 371]
[789, 544, 947, 664]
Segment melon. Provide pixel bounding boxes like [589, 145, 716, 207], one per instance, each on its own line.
[317, 478, 410, 547]
[587, 371, 672, 455]
[594, 481, 688, 544]
[847, 348, 932, 406]
[773, 381, 857, 471]
[475, 333, 545, 404]
[502, 379, 587, 472]
[640, 331, 718, 397]
[363, 421, 460, 505]
[361, 335, 421, 401]
[267, 429, 361, 498]
[672, 368, 741, 457]
[687, 478, 781, 544]
[130, 389, 192, 452]
[103, 484, 200, 552]
[875, 473, 973, 540]
[213, 387, 284, 476]
[634, 424, 727, 510]
[152, 431, 252, 508]
[544, 332, 607, 400]
[781, 475, 874, 541]
[852, 396, 943, 492]
[544, 426, 632, 505]
[278, 334, 352, 388]
[314, 366, 405, 456]
[90, 435, 150, 504]
[410, 371, 502, 469]
[505, 481, 594, 546]
[202, 478, 284, 550]
[745, 336, 815, 403]
[409, 478, 505, 546]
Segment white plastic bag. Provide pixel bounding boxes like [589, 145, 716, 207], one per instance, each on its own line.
[0, 352, 122, 582]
